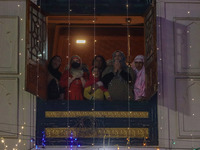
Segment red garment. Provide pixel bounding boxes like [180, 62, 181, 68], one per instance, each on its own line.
[60, 69, 88, 100]
[85, 70, 107, 92]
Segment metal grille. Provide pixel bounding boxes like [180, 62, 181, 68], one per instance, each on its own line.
[28, 2, 47, 62]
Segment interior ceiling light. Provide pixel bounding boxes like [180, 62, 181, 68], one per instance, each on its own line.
[76, 40, 86, 44]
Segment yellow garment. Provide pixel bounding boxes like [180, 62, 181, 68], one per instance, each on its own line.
[84, 86, 110, 100]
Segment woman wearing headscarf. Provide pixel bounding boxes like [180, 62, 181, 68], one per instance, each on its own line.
[131, 55, 146, 100]
[101, 50, 136, 101]
[47, 55, 64, 100]
[60, 55, 88, 100]
[92, 55, 107, 77]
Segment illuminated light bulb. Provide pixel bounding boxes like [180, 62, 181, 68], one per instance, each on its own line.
[15, 144, 18, 146]
[158, 82, 160, 85]
[19, 53, 21, 56]
[192, 114, 195, 116]
[94, 40, 97, 42]
[129, 112, 132, 113]
[126, 4, 128, 8]
[19, 132, 22, 135]
[66, 56, 69, 58]
[19, 73, 22, 75]
[191, 79, 193, 81]
[22, 107, 25, 110]
[187, 11, 190, 14]
[93, 20, 95, 23]
[23, 143, 26, 146]
[92, 143, 94, 146]
[21, 126, 24, 129]
[192, 98, 194, 101]
[70, 9, 72, 12]
[187, 31, 189, 33]
[143, 143, 146, 146]
[22, 88, 24, 90]
[160, 58, 162, 61]
[5, 145, 8, 148]
[160, 127, 163, 130]
[157, 148, 160, 150]
[17, 4, 20, 7]
[157, 47, 159, 50]
[20, 18, 23, 21]
[190, 46, 192, 48]
[1, 139, 4, 143]
[18, 139, 21, 143]
[21, 38, 23, 41]
[24, 122, 26, 125]
[158, 25, 161, 27]
[190, 134, 193, 136]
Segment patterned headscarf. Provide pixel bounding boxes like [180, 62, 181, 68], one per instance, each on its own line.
[112, 50, 127, 69]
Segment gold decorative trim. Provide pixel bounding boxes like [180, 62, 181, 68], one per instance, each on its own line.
[45, 111, 149, 118]
[45, 128, 149, 138]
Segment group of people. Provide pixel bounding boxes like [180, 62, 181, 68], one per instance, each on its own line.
[47, 50, 146, 101]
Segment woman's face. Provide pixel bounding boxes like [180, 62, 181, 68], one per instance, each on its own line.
[51, 56, 61, 69]
[92, 68, 100, 78]
[94, 57, 103, 68]
[135, 61, 144, 71]
[114, 52, 122, 61]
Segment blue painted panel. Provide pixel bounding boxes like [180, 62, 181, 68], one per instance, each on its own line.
[36, 93, 158, 146]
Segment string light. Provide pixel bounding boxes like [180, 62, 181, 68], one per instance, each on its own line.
[42, 131, 46, 148]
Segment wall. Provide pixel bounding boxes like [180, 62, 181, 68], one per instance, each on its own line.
[157, 0, 200, 149]
[0, 1, 36, 150]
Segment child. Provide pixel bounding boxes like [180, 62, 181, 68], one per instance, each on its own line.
[84, 67, 111, 100]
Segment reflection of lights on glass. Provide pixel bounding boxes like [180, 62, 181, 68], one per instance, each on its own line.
[76, 40, 86, 44]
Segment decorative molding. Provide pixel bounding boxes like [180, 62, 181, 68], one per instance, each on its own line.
[175, 78, 200, 138]
[174, 18, 200, 75]
[0, 16, 18, 74]
[0, 78, 19, 138]
[45, 127, 149, 138]
[45, 111, 149, 118]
